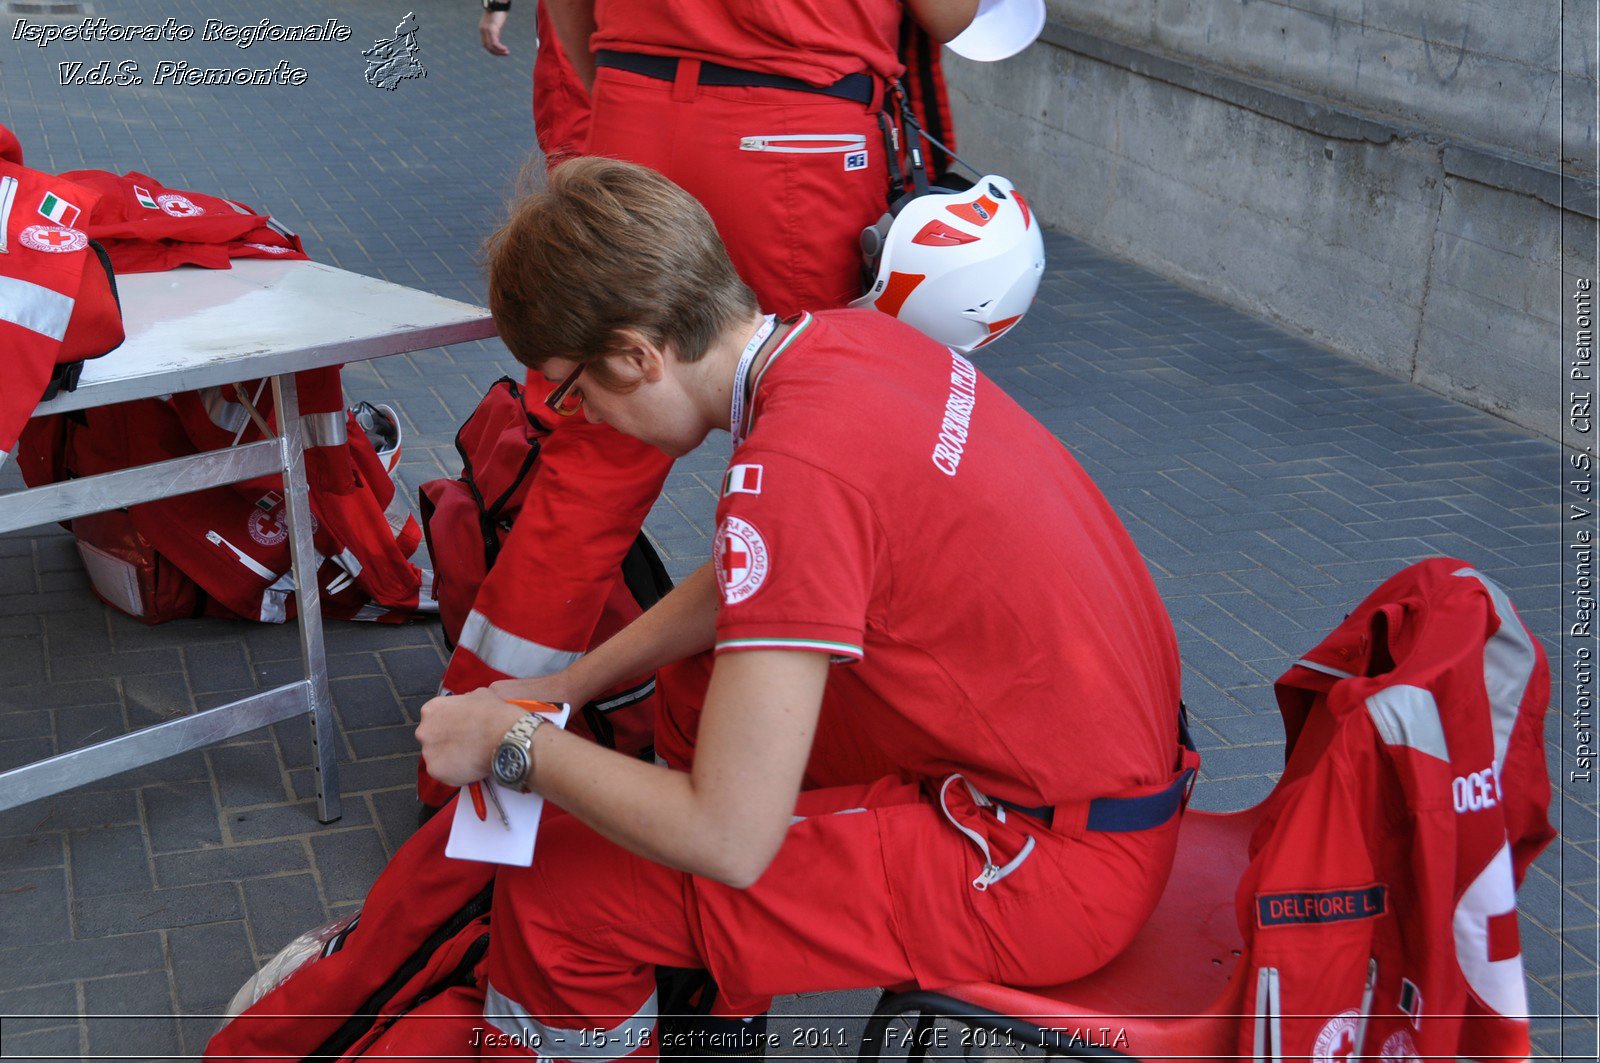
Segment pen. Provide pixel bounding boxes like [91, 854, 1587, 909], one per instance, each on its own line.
[468, 781, 487, 821]
[482, 778, 511, 828]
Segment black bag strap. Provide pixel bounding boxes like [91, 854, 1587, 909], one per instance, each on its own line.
[309, 883, 495, 1060]
[620, 531, 673, 611]
[42, 238, 123, 400]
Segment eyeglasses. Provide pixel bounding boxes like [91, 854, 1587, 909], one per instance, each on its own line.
[544, 362, 585, 416]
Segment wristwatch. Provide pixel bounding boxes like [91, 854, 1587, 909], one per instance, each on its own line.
[493, 712, 544, 793]
[483, 0, 511, 12]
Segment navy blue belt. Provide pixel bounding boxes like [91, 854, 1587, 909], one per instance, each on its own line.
[995, 767, 1197, 833]
[996, 704, 1201, 833]
[595, 50, 876, 105]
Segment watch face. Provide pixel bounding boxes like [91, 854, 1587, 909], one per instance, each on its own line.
[494, 744, 528, 786]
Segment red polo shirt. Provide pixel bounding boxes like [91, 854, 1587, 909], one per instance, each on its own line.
[712, 309, 1182, 806]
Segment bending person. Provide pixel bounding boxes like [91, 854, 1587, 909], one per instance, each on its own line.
[417, 159, 1194, 1059]
[427, 2, 975, 806]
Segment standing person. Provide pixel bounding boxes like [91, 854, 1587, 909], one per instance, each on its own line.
[545, 0, 977, 315]
[437, 2, 655, 809]
[477, 1, 592, 167]
[426, 1, 980, 807]
[415, 159, 1195, 1060]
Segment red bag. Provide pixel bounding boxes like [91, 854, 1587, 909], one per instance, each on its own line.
[69, 507, 205, 623]
[418, 377, 548, 643]
[22, 384, 432, 625]
[419, 377, 672, 755]
[208, 802, 494, 1061]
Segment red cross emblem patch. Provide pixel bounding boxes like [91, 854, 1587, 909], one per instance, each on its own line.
[1312, 1010, 1361, 1063]
[19, 224, 87, 253]
[248, 503, 290, 547]
[714, 516, 769, 605]
[158, 193, 205, 217]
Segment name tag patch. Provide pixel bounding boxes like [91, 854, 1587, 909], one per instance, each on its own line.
[844, 150, 868, 172]
[1256, 885, 1386, 927]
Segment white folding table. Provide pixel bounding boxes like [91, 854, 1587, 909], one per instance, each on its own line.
[0, 259, 496, 822]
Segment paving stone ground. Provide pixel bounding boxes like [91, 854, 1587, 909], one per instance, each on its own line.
[0, 0, 1595, 1059]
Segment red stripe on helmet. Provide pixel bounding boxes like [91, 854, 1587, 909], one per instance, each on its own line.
[972, 314, 1023, 349]
[1013, 190, 1032, 229]
[912, 219, 979, 246]
[874, 271, 927, 317]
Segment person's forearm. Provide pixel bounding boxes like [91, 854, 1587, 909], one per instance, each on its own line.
[418, 646, 826, 886]
[562, 561, 718, 700]
[418, 688, 750, 880]
[525, 648, 825, 887]
[543, 0, 597, 90]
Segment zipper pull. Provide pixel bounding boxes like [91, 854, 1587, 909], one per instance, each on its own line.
[739, 136, 766, 151]
[972, 864, 1000, 892]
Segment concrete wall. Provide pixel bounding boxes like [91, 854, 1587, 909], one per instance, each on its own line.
[943, 2, 1597, 440]
[1043, 0, 1589, 172]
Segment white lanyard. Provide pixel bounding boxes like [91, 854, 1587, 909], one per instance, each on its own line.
[729, 314, 777, 445]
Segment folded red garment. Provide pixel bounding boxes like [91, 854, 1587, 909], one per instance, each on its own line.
[59, 168, 308, 273]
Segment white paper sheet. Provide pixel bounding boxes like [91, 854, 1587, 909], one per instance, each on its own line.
[445, 703, 570, 866]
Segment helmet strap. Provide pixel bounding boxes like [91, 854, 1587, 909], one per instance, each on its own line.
[889, 82, 934, 199]
[875, 109, 907, 207]
[885, 80, 985, 190]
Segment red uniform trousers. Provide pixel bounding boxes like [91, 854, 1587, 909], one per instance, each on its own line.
[656, 655, 902, 788]
[587, 66, 891, 316]
[478, 776, 1179, 1061]
[532, 1, 591, 166]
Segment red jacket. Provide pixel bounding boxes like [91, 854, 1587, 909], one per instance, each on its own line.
[0, 127, 123, 464]
[59, 168, 306, 273]
[1237, 558, 1554, 1062]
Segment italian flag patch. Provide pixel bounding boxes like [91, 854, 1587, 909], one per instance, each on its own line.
[133, 185, 159, 210]
[37, 191, 79, 227]
[722, 463, 764, 496]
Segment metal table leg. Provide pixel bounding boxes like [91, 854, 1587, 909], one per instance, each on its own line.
[272, 373, 342, 824]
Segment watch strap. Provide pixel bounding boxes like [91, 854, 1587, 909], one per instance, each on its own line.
[502, 711, 543, 792]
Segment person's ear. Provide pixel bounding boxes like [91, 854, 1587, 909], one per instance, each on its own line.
[612, 328, 670, 383]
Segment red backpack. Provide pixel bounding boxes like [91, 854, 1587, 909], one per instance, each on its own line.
[19, 372, 432, 625]
[419, 377, 672, 755]
[208, 801, 495, 1061]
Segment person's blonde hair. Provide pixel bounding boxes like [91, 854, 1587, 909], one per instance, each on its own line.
[485, 157, 758, 386]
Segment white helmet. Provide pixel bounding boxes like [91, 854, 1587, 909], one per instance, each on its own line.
[946, 0, 1046, 62]
[851, 174, 1045, 352]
